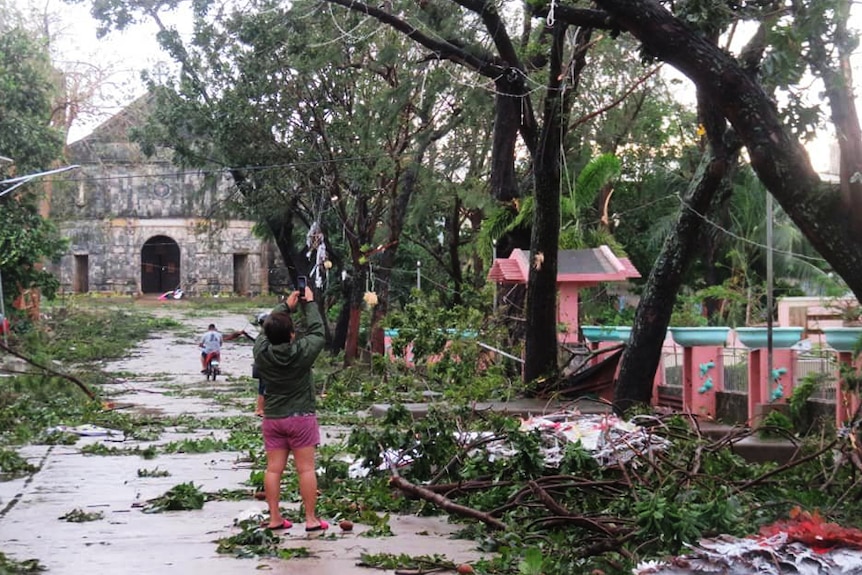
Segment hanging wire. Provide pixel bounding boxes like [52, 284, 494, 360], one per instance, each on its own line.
[313, 2, 386, 47]
[680, 200, 827, 265]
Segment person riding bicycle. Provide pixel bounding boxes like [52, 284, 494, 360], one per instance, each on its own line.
[199, 323, 223, 373]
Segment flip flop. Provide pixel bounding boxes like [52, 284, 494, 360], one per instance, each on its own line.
[305, 520, 329, 532]
[262, 519, 293, 530]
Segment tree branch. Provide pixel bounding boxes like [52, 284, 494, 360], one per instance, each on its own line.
[389, 475, 508, 530]
[0, 342, 97, 400]
[325, 0, 505, 79]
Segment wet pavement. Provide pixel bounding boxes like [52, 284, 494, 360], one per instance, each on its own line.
[0, 309, 486, 574]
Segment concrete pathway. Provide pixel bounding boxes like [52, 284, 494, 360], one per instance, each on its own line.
[0, 309, 485, 574]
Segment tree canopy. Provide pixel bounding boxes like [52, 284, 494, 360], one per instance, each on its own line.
[73, 0, 862, 407]
[0, 17, 68, 311]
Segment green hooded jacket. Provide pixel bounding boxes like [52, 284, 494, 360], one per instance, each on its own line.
[253, 301, 325, 418]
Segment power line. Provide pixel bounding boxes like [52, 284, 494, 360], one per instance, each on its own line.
[680, 200, 828, 265]
[39, 155, 384, 185]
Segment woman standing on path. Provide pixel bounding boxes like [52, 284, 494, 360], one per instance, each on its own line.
[253, 286, 328, 532]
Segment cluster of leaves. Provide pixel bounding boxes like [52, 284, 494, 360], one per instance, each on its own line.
[142, 482, 205, 513]
[788, 371, 827, 430]
[358, 552, 460, 572]
[216, 515, 311, 559]
[161, 436, 230, 454]
[0, 447, 38, 477]
[0, 551, 44, 574]
[40, 429, 80, 445]
[380, 293, 521, 401]
[759, 409, 796, 439]
[59, 508, 104, 522]
[137, 467, 171, 478]
[80, 443, 157, 458]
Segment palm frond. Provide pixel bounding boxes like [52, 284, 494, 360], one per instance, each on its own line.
[647, 211, 679, 251]
[585, 228, 628, 257]
[573, 153, 621, 212]
[511, 195, 535, 230]
[477, 203, 518, 263]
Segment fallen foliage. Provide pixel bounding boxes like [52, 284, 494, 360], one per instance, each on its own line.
[343, 404, 862, 573]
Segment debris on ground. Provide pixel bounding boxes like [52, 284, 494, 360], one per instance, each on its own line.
[45, 424, 124, 440]
[349, 410, 669, 478]
[634, 509, 862, 574]
[510, 411, 670, 468]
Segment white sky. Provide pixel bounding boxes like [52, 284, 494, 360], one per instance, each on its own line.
[28, 0, 854, 173]
[33, 0, 183, 142]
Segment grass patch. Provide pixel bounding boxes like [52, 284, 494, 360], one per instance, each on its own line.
[36, 306, 182, 363]
[0, 304, 189, 448]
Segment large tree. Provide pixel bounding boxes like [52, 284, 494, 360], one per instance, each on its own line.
[572, 0, 862, 412]
[323, 0, 862, 407]
[86, 0, 480, 362]
[0, 17, 67, 314]
[323, 0, 685, 383]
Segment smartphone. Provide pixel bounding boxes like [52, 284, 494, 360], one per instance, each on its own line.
[297, 276, 307, 291]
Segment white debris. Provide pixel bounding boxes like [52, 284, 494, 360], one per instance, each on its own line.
[634, 532, 862, 574]
[46, 424, 125, 441]
[234, 508, 265, 524]
[348, 447, 417, 478]
[347, 411, 669, 478]
[512, 412, 670, 468]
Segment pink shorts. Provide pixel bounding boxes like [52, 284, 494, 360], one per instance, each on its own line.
[262, 415, 320, 451]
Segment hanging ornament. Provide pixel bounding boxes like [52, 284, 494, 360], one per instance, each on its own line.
[305, 221, 328, 288]
[363, 291, 378, 307]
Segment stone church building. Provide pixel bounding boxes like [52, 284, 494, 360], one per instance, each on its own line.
[49, 98, 271, 296]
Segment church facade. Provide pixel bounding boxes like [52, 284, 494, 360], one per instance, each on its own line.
[48, 99, 272, 296]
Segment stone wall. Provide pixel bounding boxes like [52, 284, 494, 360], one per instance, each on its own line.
[58, 134, 232, 220]
[52, 218, 267, 295]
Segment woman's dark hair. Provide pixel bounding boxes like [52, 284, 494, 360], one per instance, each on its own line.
[263, 311, 294, 345]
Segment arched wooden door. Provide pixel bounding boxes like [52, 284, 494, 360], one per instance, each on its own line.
[141, 235, 180, 293]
